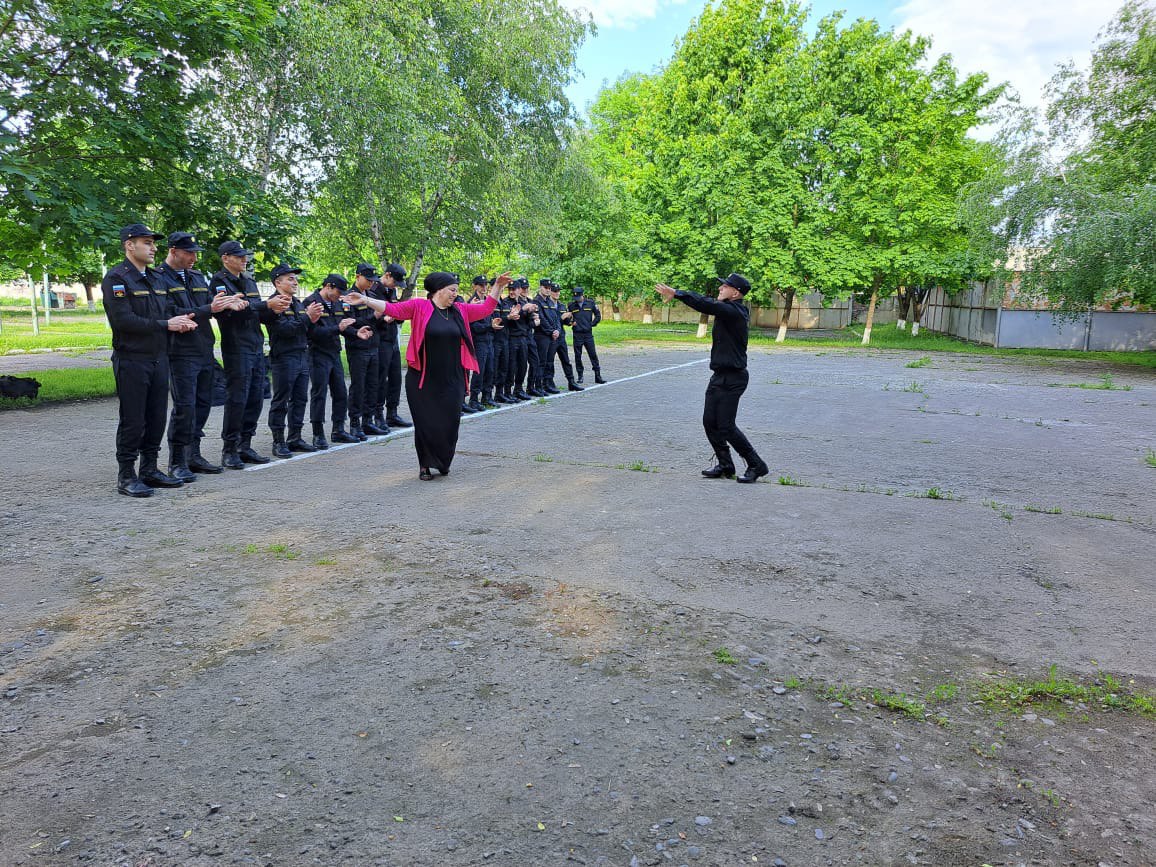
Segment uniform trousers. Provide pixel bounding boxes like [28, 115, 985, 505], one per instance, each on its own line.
[309, 351, 348, 425]
[168, 354, 214, 454]
[346, 349, 379, 424]
[372, 338, 403, 416]
[470, 337, 495, 402]
[507, 336, 528, 392]
[268, 351, 310, 434]
[113, 352, 170, 466]
[572, 332, 600, 376]
[703, 368, 758, 467]
[221, 351, 265, 449]
[492, 337, 509, 393]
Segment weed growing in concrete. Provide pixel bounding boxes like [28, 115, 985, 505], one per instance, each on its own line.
[1145, 448, 1156, 468]
[626, 460, 657, 472]
[315, 557, 337, 566]
[905, 356, 931, 369]
[900, 380, 926, 393]
[1048, 374, 1133, 391]
[1025, 504, 1062, 514]
[532, 453, 553, 462]
[778, 474, 804, 486]
[976, 664, 1156, 717]
[712, 647, 738, 665]
[783, 676, 804, 690]
[918, 487, 955, 500]
[984, 500, 1014, 521]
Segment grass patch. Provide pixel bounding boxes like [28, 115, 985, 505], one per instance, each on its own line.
[976, 665, 1156, 717]
[983, 500, 1014, 521]
[1047, 373, 1133, 391]
[905, 356, 932, 369]
[777, 474, 804, 486]
[0, 366, 115, 409]
[532, 453, 553, 462]
[916, 486, 955, 500]
[314, 557, 338, 566]
[712, 647, 738, 665]
[243, 543, 300, 561]
[1024, 504, 1062, 515]
[620, 460, 657, 472]
[899, 380, 926, 393]
[0, 313, 112, 353]
[1145, 448, 1156, 468]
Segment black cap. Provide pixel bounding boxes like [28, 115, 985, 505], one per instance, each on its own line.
[472, 275, 488, 286]
[424, 272, 460, 293]
[572, 286, 585, 295]
[385, 263, 407, 280]
[539, 278, 552, 287]
[219, 240, 253, 258]
[717, 272, 752, 295]
[167, 231, 204, 252]
[356, 263, 380, 279]
[120, 223, 164, 242]
[270, 263, 303, 283]
[322, 273, 348, 292]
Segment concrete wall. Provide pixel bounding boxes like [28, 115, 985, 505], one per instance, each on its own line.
[612, 292, 857, 329]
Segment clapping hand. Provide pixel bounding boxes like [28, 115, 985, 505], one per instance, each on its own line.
[655, 283, 676, 302]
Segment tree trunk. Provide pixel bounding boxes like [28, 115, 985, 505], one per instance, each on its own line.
[611, 296, 621, 322]
[861, 275, 882, 345]
[27, 271, 39, 335]
[642, 300, 654, 324]
[896, 285, 908, 330]
[405, 249, 424, 300]
[776, 288, 796, 343]
[696, 312, 710, 339]
[84, 281, 96, 312]
[911, 289, 926, 335]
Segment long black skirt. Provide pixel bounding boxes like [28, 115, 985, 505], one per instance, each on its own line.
[405, 315, 467, 472]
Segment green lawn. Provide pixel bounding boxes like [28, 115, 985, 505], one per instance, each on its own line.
[0, 311, 112, 353]
[0, 366, 116, 409]
[593, 320, 1156, 370]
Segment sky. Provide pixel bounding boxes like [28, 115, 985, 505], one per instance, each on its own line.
[560, 0, 1118, 121]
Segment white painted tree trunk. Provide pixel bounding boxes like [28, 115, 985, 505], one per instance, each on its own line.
[861, 285, 879, 345]
[642, 313, 653, 324]
[696, 321, 709, 338]
[27, 272, 39, 336]
[897, 319, 906, 330]
[911, 322, 920, 336]
[776, 323, 788, 343]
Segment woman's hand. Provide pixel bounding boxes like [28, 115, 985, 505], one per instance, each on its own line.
[344, 291, 365, 305]
[490, 272, 512, 299]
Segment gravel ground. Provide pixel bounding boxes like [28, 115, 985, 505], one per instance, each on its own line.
[1, 344, 1154, 866]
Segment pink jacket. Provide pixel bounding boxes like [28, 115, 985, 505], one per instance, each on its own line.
[383, 295, 498, 388]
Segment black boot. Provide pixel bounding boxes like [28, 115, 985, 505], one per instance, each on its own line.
[576, 370, 584, 384]
[139, 455, 183, 488]
[461, 402, 478, 414]
[349, 421, 368, 442]
[331, 424, 359, 444]
[386, 410, 412, 428]
[543, 382, 560, 395]
[363, 417, 389, 435]
[702, 450, 736, 479]
[373, 413, 391, 434]
[168, 445, 197, 484]
[736, 458, 770, 484]
[117, 463, 153, 498]
[238, 438, 271, 464]
[567, 379, 584, 392]
[287, 428, 317, 452]
[312, 423, 330, 450]
[188, 439, 223, 474]
[221, 447, 244, 470]
[271, 431, 292, 459]
[594, 372, 607, 384]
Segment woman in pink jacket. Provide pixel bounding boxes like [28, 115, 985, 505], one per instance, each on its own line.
[348, 271, 510, 480]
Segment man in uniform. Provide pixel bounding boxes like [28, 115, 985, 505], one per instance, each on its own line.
[346, 264, 384, 439]
[533, 279, 561, 394]
[502, 279, 530, 401]
[304, 275, 359, 449]
[211, 240, 291, 469]
[491, 279, 514, 403]
[568, 285, 606, 384]
[466, 275, 497, 411]
[157, 231, 233, 481]
[656, 273, 769, 483]
[102, 223, 198, 497]
[369, 263, 411, 429]
[262, 264, 322, 458]
[548, 282, 583, 391]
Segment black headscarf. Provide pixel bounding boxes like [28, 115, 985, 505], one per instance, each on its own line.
[425, 271, 472, 354]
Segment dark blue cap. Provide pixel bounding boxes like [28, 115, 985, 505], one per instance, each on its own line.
[120, 223, 163, 242]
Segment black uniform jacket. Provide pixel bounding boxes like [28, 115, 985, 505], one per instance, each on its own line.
[674, 290, 749, 372]
[567, 298, 602, 333]
[101, 259, 176, 357]
[260, 293, 312, 358]
[157, 262, 215, 359]
[303, 291, 346, 357]
[209, 269, 273, 356]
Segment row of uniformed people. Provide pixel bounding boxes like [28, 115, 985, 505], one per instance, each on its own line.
[102, 224, 414, 497]
[461, 276, 605, 412]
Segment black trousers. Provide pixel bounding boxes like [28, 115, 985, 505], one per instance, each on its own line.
[470, 338, 495, 402]
[526, 332, 540, 385]
[113, 352, 169, 467]
[309, 351, 348, 425]
[492, 337, 509, 393]
[550, 335, 574, 382]
[533, 334, 553, 385]
[703, 368, 760, 468]
[572, 331, 600, 375]
[168, 353, 214, 454]
[221, 351, 265, 449]
[372, 338, 403, 415]
[269, 351, 310, 434]
[507, 335, 528, 391]
[346, 349, 379, 424]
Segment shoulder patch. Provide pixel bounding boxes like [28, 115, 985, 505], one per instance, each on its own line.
[112, 285, 126, 298]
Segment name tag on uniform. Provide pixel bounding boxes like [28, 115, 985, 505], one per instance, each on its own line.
[112, 285, 126, 298]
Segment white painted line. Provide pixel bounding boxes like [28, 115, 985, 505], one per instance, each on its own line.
[245, 356, 709, 472]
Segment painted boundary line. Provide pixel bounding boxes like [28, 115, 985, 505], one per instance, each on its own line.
[246, 356, 709, 472]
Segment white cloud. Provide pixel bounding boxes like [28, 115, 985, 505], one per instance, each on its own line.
[894, 0, 1112, 109]
[560, 0, 689, 30]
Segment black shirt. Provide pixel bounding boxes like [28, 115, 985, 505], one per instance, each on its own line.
[367, 280, 400, 343]
[468, 291, 495, 341]
[567, 298, 601, 333]
[260, 293, 311, 357]
[157, 262, 215, 358]
[101, 259, 175, 358]
[674, 290, 749, 372]
[303, 290, 346, 356]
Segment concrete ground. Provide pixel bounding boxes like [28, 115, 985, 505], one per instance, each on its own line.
[1, 344, 1153, 866]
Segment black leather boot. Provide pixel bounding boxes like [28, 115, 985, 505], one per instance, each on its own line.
[139, 455, 183, 488]
[736, 459, 770, 484]
[271, 431, 292, 459]
[117, 463, 153, 498]
[350, 422, 368, 442]
[238, 438, 271, 464]
[287, 428, 317, 452]
[221, 447, 244, 470]
[188, 439, 223, 474]
[543, 382, 561, 395]
[168, 445, 197, 484]
[331, 424, 359, 444]
[386, 410, 412, 428]
[567, 379, 584, 392]
[373, 413, 391, 434]
[362, 418, 389, 435]
[594, 372, 607, 384]
[312, 423, 330, 450]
